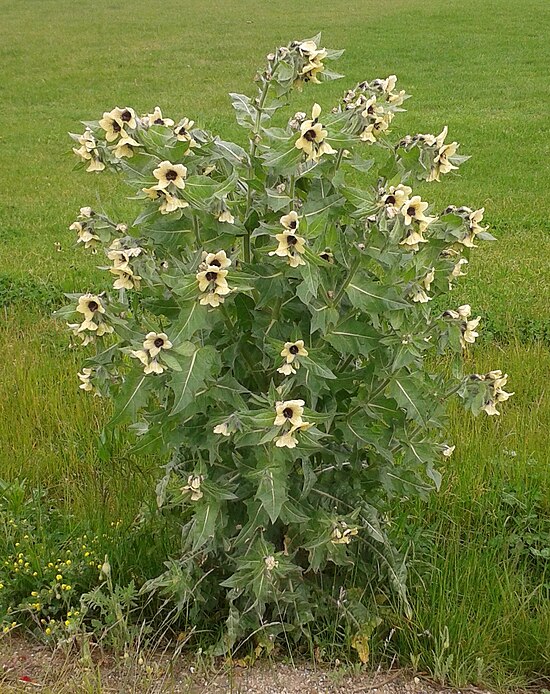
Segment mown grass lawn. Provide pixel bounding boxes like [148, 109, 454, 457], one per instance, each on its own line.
[0, 0, 548, 687]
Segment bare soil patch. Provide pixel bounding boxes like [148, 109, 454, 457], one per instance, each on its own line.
[0, 636, 496, 693]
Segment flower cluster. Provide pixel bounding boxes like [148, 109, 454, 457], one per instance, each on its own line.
[77, 367, 98, 395]
[343, 76, 407, 144]
[107, 239, 143, 290]
[196, 250, 232, 307]
[443, 304, 481, 348]
[70, 129, 105, 172]
[293, 38, 327, 88]
[479, 370, 514, 416]
[411, 267, 435, 304]
[98, 106, 141, 159]
[331, 521, 359, 545]
[399, 126, 462, 182]
[143, 160, 189, 215]
[182, 474, 204, 501]
[443, 205, 488, 247]
[70, 206, 99, 250]
[68, 294, 113, 346]
[131, 332, 173, 375]
[273, 399, 312, 448]
[269, 211, 306, 267]
[375, 184, 438, 250]
[295, 103, 336, 162]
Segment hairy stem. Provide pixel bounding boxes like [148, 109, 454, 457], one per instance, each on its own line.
[333, 254, 361, 305]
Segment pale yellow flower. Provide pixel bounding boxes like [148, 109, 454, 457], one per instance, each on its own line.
[427, 126, 459, 182]
[451, 258, 468, 278]
[131, 350, 149, 367]
[269, 230, 306, 267]
[144, 106, 174, 128]
[380, 75, 397, 94]
[461, 208, 488, 247]
[70, 221, 100, 249]
[182, 475, 204, 501]
[331, 522, 358, 545]
[199, 292, 224, 307]
[213, 422, 230, 436]
[274, 421, 313, 448]
[78, 368, 93, 392]
[280, 340, 308, 364]
[218, 208, 235, 224]
[196, 267, 229, 294]
[297, 40, 325, 59]
[295, 104, 336, 162]
[482, 400, 500, 416]
[95, 323, 112, 337]
[274, 400, 305, 428]
[110, 267, 141, 290]
[98, 111, 124, 142]
[360, 116, 390, 143]
[280, 211, 300, 231]
[299, 58, 325, 84]
[196, 263, 231, 307]
[72, 130, 105, 172]
[442, 444, 456, 458]
[76, 294, 105, 322]
[264, 555, 278, 571]
[153, 161, 187, 190]
[201, 250, 232, 269]
[411, 288, 431, 304]
[143, 332, 172, 358]
[144, 359, 164, 375]
[401, 195, 434, 228]
[457, 304, 471, 319]
[112, 133, 141, 159]
[275, 430, 299, 448]
[382, 184, 412, 217]
[399, 229, 428, 252]
[360, 95, 383, 119]
[277, 363, 297, 376]
[174, 118, 197, 146]
[460, 316, 481, 347]
[159, 192, 189, 214]
[388, 89, 406, 106]
[68, 323, 94, 346]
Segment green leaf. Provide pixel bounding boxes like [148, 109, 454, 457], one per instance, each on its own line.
[190, 501, 221, 551]
[299, 355, 336, 380]
[266, 187, 291, 212]
[229, 92, 257, 129]
[262, 145, 302, 174]
[346, 276, 409, 313]
[388, 375, 426, 424]
[296, 262, 320, 304]
[109, 370, 152, 427]
[255, 460, 288, 524]
[310, 304, 339, 334]
[324, 318, 380, 357]
[170, 302, 210, 343]
[169, 345, 218, 415]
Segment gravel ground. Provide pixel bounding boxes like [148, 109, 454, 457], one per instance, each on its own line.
[0, 637, 495, 694]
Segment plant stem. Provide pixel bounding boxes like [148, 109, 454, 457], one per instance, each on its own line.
[192, 214, 201, 247]
[288, 174, 296, 208]
[333, 255, 361, 305]
[244, 61, 279, 263]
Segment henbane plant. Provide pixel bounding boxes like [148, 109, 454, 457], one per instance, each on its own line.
[59, 34, 513, 652]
